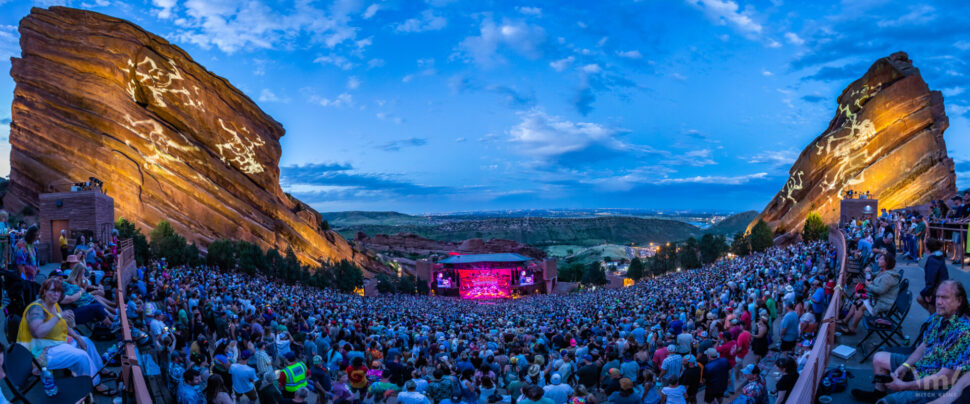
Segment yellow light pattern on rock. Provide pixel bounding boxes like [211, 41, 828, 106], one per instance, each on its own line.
[120, 114, 199, 170]
[216, 119, 266, 174]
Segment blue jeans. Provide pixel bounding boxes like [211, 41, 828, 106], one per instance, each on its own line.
[72, 303, 109, 325]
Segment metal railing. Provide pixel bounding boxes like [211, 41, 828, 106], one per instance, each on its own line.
[786, 225, 847, 404]
[115, 238, 152, 403]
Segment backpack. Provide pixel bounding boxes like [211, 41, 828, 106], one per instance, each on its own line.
[819, 367, 849, 395]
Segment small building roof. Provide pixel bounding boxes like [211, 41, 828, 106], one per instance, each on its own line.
[438, 253, 533, 264]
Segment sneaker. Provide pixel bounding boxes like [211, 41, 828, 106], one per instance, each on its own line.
[851, 388, 887, 403]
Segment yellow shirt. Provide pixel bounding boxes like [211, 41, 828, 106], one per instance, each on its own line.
[17, 301, 69, 360]
[59, 235, 67, 247]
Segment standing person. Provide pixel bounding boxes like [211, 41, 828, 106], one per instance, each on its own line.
[659, 376, 687, 404]
[772, 357, 797, 404]
[309, 355, 333, 398]
[229, 350, 258, 402]
[542, 373, 573, 404]
[916, 239, 948, 313]
[702, 349, 729, 404]
[347, 356, 370, 398]
[606, 378, 639, 404]
[178, 369, 205, 404]
[751, 312, 770, 365]
[279, 351, 309, 399]
[737, 365, 768, 404]
[59, 229, 69, 263]
[678, 356, 701, 404]
[398, 380, 431, 404]
[205, 374, 235, 404]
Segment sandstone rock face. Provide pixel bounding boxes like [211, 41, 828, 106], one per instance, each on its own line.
[753, 52, 956, 233]
[5, 7, 383, 273]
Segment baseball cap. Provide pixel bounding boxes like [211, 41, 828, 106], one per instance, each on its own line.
[741, 364, 756, 375]
[705, 348, 718, 358]
[312, 355, 323, 365]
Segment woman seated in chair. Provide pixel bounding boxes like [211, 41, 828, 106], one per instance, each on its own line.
[16, 277, 117, 395]
[65, 262, 116, 310]
[837, 253, 902, 335]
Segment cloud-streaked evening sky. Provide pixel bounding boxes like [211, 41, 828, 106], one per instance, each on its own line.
[0, 0, 967, 213]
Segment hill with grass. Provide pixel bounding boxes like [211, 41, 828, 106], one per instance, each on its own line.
[336, 216, 702, 247]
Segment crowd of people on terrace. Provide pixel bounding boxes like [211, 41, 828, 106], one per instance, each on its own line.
[5, 192, 969, 404]
[841, 207, 970, 404]
[1, 224, 843, 404]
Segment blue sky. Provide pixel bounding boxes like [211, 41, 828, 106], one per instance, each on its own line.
[0, 0, 967, 214]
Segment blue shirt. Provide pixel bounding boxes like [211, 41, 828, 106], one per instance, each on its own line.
[177, 381, 204, 404]
[780, 311, 799, 342]
[811, 287, 826, 314]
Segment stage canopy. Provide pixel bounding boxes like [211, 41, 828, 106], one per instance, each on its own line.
[438, 253, 532, 264]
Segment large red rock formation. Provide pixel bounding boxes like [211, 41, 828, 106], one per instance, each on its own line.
[753, 52, 956, 233]
[5, 7, 384, 273]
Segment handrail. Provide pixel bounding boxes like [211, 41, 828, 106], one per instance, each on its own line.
[786, 225, 847, 404]
[115, 238, 153, 403]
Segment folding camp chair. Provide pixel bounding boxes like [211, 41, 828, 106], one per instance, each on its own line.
[3, 343, 93, 404]
[858, 290, 913, 363]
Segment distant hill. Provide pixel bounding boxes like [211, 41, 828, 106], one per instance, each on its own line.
[321, 211, 439, 227]
[705, 211, 759, 235]
[337, 216, 702, 247]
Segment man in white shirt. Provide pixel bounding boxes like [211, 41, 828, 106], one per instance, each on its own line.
[397, 381, 431, 404]
[229, 350, 258, 402]
[542, 373, 574, 404]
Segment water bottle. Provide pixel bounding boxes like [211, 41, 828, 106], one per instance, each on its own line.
[41, 367, 58, 396]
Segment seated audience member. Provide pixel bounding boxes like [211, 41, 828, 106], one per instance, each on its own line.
[838, 254, 901, 335]
[17, 278, 116, 395]
[852, 280, 970, 403]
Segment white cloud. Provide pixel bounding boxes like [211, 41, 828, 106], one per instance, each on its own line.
[314, 54, 354, 70]
[313, 93, 353, 108]
[395, 10, 447, 33]
[943, 87, 964, 97]
[597, 37, 608, 47]
[877, 4, 935, 28]
[653, 172, 767, 185]
[617, 50, 642, 59]
[516, 6, 542, 16]
[745, 149, 797, 168]
[171, 0, 363, 53]
[347, 76, 361, 90]
[761, 69, 773, 76]
[684, 0, 762, 36]
[784, 32, 804, 45]
[0, 25, 18, 60]
[368, 59, 385, 68]
[507, 108, 626, 161]
[362, 4, 379, 19]
[258, 88, 289, 103]
[151, 0, 176, 19]
[458, 19, 546, 67]
[549, 56, 575, 72]
[671, 72, 687, 81]
[766, 39, 781, 48]
[581, 64, 602, 74]
[402, 69, 436, 83]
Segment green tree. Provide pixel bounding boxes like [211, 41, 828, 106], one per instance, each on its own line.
[320, 219, 330, 231]
[731, 232, 751, 256]
[558, 263, 585, 282]
[376, 274, 396, 294]
[115, 218, 150, 265]
[679, 237, 702, 270]
[699, 233, 729, 264]
[416, 279, 430, 295]
[627, 257, 645, 281]
[581, 261, 608, 286]
[333, 259, 364, 293]
[802, 211, 829, 242]
[397, 275, 417, 294]
[149, 220, 190, 266]
[749, 220, 774, 253]
[206, 239, 236, 270]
